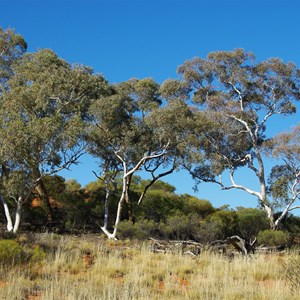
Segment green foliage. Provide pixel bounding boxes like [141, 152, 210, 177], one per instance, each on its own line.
[28, 245, 46, 262]
[139, 190, 179, 222]
[0, 27, 27, 82]
[162, 213, 199, 240]
[118, 219, 160, 239]
[23, 205, 49, 226]
[60, 190, 97, 230]
[43, 175, 66, 196]
[236, 207, 269, 238]
[0, 46, 111, 232]
[1, 35, 299, 237]
[280, 214, 300, 237]
[257, 230, 290, 246]
[179, 194, 215, 217]
[172, 48, 300, 229]
[141, 179, 176, 193]
[0, 239, 24, 265]
[208, 209, 238, 239]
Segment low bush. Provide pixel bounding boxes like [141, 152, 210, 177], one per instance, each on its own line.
[257, 230, 290, 246]
[118, 219, 160, 239]
[28, 245, 47, 262]
[0, 239, 25, 265]
[0, 238, 47, 266]
[162, 213, 199, 240]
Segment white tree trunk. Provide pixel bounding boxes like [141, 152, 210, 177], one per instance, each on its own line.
[103, 184, 110, 230]
[13, 197, 22, 233]
[0, 196, 13, 232]
[101, 171, 128, 240]
[0, 195, 23, 233]
[100, 147, 170, 239]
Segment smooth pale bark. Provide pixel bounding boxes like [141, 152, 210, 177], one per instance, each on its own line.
[0, 195, 22, 233]
[0, 152, 85, 233]
[13, 197, 22, 233]
[0, 196, 13, 232]
[177, 50, 300, 230]
[100, 147, 170, 239]
[102, 184, 110, 231]
[101, 163, 128, 240]
[220, 114, 277, 229]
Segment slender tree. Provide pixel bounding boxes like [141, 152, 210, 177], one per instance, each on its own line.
[87, 78, 188, 239]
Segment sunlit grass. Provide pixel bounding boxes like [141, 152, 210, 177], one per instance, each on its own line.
[0, 234, 298, 299]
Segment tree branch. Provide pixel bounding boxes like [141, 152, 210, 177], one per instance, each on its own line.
[125, 142, 170, 177]
[289, 205, 300, 212]
[228, 81, 244, 111]
[138, 162, 176, 205]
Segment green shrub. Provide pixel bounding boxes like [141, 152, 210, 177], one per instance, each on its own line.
[257, 230, 290, 246]
[29, 245, 47, 263]
[0, 239, 25, 265]
[200, 209, 238, 241]
[118, 219, 159, 239]
[236, 207, 269, 238]
[162, 213, 200, 240]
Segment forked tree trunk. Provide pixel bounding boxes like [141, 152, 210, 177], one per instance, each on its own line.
[260, 200, 276, 230]
[0, 195, 22, 233]
[100, 148, 170, 239]
[0, 195, 13, 232]
[13, 197, 22, 233]
[101, 172, 128, 240]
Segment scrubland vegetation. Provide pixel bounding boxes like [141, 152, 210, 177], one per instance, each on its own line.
[1, 26, 300, 300]
[1, 176, 299, 246]
[1, 28, 300, 237]
[0, 233, 299, 300]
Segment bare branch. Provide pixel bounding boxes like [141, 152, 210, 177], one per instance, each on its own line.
[138, 162, 176, 205]
[289, 205, 300, 211]
[125, 142, 170, 177]
[221, 167, 262, 199]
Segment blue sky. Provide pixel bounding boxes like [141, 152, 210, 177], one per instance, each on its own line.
[1, 0, 299, 210]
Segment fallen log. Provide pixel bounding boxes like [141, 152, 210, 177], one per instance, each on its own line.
[149, 238, 202, 256]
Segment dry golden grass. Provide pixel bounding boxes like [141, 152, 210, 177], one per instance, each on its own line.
[0, 234, 299, 300]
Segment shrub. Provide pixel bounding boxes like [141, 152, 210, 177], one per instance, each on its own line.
[0, 239, 25, 265]
[118, 219, 160, 239]
[29, 245, 47, 263]
[201, 209, 238, 241]
[162, 213, 200, 240]
[257, 230, 290, 246]
[236, 207, 269, 238]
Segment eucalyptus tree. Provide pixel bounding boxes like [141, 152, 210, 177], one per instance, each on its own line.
[88, 78, 190, 239]
[0, 27, 27, 232]
[169, 49, 300, 229]
[0, 49, 110, 232]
